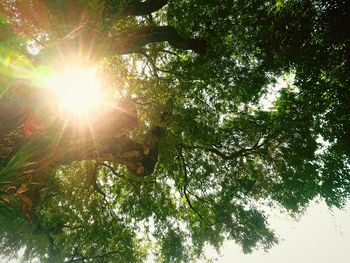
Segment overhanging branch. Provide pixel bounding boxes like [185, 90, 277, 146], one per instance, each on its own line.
[208, 135, 272, 161]
[179, 135, 272, 162]
[110, 26, 207, 54]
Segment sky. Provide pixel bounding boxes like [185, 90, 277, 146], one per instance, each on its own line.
[203, 200, 350, 263]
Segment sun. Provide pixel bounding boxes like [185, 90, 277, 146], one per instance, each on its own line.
[48, 67, 103, 114]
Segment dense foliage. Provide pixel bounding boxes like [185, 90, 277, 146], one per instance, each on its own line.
[0, 0, 349, 262]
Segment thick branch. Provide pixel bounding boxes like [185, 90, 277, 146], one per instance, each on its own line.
[110, 26, 207, 54]
[39, 25, 206, 63]
[122, 0, 168, 16]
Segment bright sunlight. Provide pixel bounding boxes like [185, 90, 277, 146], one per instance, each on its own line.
[47, 67, 103, 114]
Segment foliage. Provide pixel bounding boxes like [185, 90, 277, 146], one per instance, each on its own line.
[0, 146, 35, 261]
[0, 0, 349, 262]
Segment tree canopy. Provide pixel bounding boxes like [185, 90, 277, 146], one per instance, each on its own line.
[0, 0, 349, 262]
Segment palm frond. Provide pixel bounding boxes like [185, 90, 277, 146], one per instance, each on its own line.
[0, 145, 34, 222]
[0, 145, 33, 183]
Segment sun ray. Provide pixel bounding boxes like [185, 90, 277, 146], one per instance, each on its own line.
[51, 116, 70, 155]
[85, 117, 101, 160]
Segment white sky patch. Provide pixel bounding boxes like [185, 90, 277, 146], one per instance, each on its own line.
[26, 33, 48, 55]
[26, 39, 42, 55]
[315, 135, 331, 155]
[258, 73, 296, 110]
[199, 200, 350, 263]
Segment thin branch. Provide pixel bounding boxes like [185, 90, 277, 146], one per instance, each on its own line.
[178, 148, 203, 220]
[186, 188, 213, 208]
[207, 136, 270, 161]
[137, 50, 159, 78]
[97, 161, 125, 179]
[97, 161, 138, 189]
[179, 133, 273, 162]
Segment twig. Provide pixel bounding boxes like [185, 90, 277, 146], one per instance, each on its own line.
[97, 161, 125, 179]
[137, 50, 159, 78]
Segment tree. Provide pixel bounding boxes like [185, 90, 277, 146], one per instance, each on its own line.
[0, 0, 349, 262]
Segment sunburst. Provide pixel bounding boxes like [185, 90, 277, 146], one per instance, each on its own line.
[47, 67, 103, 115]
